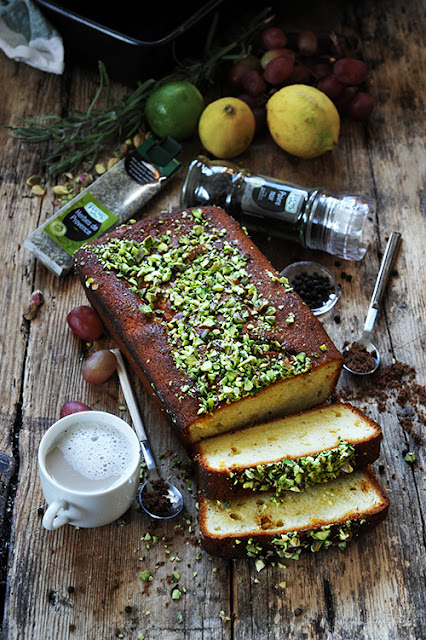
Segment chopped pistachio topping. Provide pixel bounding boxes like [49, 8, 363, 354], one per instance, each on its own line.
[229, 441, 356, 496]
[89, 208, 311, 414]
[243, 519, 365, 560]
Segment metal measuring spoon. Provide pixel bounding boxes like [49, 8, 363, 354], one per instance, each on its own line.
[343, 231, 402, 376]
[111, 349, 183, 519]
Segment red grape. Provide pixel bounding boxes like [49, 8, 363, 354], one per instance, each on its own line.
[263, 56, 294, 85]
[60, 401, 92, 418]
[260, 47, 294, 69]
[241, 69, 267, 96]
[333, 87, 357, 114]
[333, 57, 368, 85]
[311, 62, 332, 80]
[67, 305, 104, 341]
[285, 62, 312, 85]
[229, 55, 261, 88]
[261, 26, 287, 50]
[297, 30, 318, 56]
[318, 75, 345, 99]
[82, 350, 117, 384]
[346, 92, 375, 120]
[252, 106, 267, 133]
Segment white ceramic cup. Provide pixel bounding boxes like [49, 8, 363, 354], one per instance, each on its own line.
[38, 410, 141, 530]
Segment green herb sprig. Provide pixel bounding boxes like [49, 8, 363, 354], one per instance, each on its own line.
[5, 8, 274, 178]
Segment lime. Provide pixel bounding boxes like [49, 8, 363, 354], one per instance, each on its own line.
[145, 81, 204, 141]
[198, 97, 256, 158]
[266, 84, 340, 159]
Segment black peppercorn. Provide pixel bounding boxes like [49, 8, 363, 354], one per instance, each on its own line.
[291, 270, 333, 310]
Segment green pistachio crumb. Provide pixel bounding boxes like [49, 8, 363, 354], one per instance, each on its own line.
[139, 570, 153, 582]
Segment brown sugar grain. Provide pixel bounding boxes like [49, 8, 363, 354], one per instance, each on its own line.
[343, 341, 376, 373]
[142, 478, 173, 517]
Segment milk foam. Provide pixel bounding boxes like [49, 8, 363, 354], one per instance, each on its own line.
[51, 421, 133, 481]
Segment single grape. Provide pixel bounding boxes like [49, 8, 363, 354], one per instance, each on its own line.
[82, 350, 117, 385]
[260, 47, 295, 69]
[229, 55, 261, 88]
[261, 26, 287, 50]
[311, 62, 332, 80]
[297, 30, 318, 56]
[60, 401, 92, 418]
[346, 92, 375, 120]
[263, 56, 294, 85]
[333, 57, 368, 85]
[333, 87, 357, 114]
[251, 106, 267, 133]
[285, 62, 312, 85]
[241, 69, 267, 96]
[318, 75, 345, 99]
[67, 305, 104, 341]
[238, 93, 267, 109]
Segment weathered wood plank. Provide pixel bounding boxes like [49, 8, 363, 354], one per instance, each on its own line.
[0, 0, 425, 638]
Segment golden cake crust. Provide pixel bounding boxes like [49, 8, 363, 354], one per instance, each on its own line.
[74, 205, 343, 446]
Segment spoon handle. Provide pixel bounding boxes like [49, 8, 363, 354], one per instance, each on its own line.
[363, 231, 402, 334]
[111, 348, 157, 473]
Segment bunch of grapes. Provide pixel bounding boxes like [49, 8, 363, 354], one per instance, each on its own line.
[228, 25, 374, 132]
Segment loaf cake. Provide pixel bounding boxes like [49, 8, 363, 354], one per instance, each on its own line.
[198, 468, 389, 560]
[74, 205, 343, 446]
[194, 401, 382, 500]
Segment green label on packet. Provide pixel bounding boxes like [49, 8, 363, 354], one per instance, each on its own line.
[44, 192, 118, 256]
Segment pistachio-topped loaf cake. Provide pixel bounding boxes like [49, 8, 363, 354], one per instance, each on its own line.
[74, 205, 343, 446]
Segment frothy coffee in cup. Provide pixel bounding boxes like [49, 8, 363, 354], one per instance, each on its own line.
[45, 421, 134, 492]
[39, 410, 141, 530]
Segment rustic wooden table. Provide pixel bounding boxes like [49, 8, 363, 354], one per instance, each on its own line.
[0, 1, 424, 638]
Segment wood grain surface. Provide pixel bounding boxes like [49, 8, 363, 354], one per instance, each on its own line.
[0, 1, 424, 639]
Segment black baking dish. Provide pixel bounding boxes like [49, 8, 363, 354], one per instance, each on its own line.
[35, 0, 228, 84]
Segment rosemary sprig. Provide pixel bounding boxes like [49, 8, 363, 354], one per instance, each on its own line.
[5, 8, 274, 178]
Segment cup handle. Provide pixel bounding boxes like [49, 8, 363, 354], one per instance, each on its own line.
[42, 499, 70, 530]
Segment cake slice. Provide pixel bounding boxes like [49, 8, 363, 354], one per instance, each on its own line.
[194, 401, 382, 500]
[74, 205, 343, 447]
[198, 468, 389, 560]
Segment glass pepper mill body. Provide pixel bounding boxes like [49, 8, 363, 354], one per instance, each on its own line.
[180, 155, 375, 261]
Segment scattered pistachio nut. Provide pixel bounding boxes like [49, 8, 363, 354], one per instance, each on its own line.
[95, 163, 106, 175]
[23, 290, 45, 320]
[52, 184, 71, 196]
[31, 184, 46, 196]
[26, 174, 43, 187]
[107, 157, 120, 170]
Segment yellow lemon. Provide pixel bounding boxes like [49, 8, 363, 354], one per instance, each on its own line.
[198, 97, 255, 158]
[266, 84, 340, 159]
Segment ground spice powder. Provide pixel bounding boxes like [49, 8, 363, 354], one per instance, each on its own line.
[142, 478, 173, 517]
[340, 360, 425, 446]
[343, 341, 377, 373]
